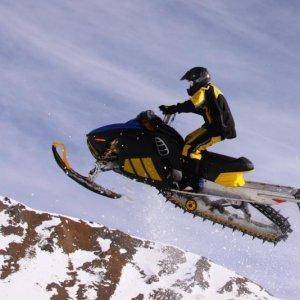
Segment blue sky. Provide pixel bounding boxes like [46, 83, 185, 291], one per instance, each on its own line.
[0, 1, 299, 298]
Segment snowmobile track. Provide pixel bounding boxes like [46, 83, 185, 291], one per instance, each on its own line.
[165, 192, 291, 244]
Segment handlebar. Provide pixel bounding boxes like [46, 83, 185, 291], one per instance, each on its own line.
[163, 114, 176, 125]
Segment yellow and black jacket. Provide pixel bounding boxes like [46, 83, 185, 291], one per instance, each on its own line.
[175, 83, 236, 139]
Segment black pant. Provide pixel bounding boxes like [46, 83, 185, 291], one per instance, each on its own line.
[182, 127, 222, 159]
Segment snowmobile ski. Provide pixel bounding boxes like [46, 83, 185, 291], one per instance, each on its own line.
[52, 141, 121, 199]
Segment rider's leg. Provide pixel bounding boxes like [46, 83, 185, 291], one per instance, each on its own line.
[182, 128, 222, 191]
[165, 140, 183, 188]
[182, 127, 207, 158]
[184, 127, 222, 159]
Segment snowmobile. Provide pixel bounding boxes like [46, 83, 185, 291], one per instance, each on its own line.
[52, 111, 300, 244]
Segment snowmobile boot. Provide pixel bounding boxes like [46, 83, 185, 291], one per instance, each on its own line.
[191, 177, 204, 193]
[198, 178, 205, 190]
[184, 158, 203, 192]
[180, 174, 203, 193]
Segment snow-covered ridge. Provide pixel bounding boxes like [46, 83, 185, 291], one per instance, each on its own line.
[0, 196, 274, 299]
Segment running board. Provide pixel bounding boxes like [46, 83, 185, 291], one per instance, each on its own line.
[197, 180, 300, 206]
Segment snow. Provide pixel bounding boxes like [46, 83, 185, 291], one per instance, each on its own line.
[97, 237, 111, 252]
[0, 234, 23, 250]
[0, 221, 101, 299]
[0, 210, 26, 250]
[0, 246, 69, 299]
[133, 246, 166, 276]
[114, 245, 205, 299]
[69, 250, 98, 269]
[113, 242, 275, 299]
[113, 247, 200, 299]
[111, 263, 143, 299]
[35, 218, 62, 235]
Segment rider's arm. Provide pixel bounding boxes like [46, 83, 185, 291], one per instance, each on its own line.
[175, 99, 195, 113]
[159, 100, 194, 114]
[159, 88, 206, 114]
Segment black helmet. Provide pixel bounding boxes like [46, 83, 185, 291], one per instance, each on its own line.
[180, 67, 211, 96]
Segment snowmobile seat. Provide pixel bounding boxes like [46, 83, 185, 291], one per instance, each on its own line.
[199, 151, 254, 180]
[218, 156, 254, 172]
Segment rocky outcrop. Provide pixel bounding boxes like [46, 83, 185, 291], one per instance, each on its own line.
[0, 196, 274, 299]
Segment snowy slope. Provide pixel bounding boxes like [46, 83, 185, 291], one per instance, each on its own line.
[0, 196, 274, 299]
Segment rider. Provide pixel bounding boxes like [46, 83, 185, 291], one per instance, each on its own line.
[159, 67, 236, 191]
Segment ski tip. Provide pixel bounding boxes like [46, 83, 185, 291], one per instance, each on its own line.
[52, 140, 65, 150]
[52, 141, 71, 170]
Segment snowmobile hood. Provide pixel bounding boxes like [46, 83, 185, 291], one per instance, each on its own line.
[87, 118, 142, 136]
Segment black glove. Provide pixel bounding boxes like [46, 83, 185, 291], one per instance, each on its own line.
[159, 105, 178, 115]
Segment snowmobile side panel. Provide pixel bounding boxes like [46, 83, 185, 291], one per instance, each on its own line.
[52, 142, 121, 199]
[123, 157, 163, 181]
[142, 157, 163, 181]
[123, 159, 135, 175]
[122, 158, 162, 182]
[129, 158, 146, 178]
[118, 156, 169, 190]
